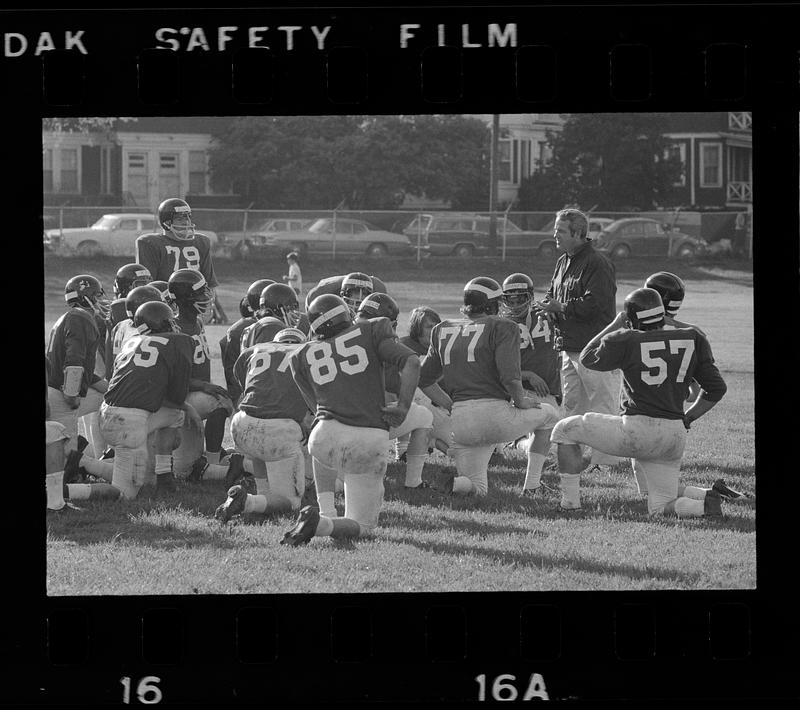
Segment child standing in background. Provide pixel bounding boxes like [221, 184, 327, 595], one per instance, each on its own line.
[283, 252, 303, 306]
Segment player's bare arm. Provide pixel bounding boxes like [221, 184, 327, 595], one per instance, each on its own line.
[521, 370, 550, 397]
[506, 378, 541, 409]
[421, 382, 453, 412]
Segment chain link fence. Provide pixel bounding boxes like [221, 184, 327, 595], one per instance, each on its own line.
[43, 206, 753, 261]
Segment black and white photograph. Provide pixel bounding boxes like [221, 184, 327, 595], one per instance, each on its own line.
[43, 112, 756, 594]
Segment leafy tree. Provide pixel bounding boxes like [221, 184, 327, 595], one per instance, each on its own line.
[516, 113, 682, 211]
[42, 117, 135, 133]
[208, 115, 490, 210]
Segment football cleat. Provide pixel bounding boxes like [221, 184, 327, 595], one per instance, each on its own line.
[280, 505, 321, 546]
[703, 489, 723, 517]
[156, 472, 177, 494]
[711, 478, 748, 500]
[431, 468, 456, 494]
[223, 453, 246, 489]
[214, 485, 248, 523]
[187, 455, 209, 483]
[63, 450, 87, 484]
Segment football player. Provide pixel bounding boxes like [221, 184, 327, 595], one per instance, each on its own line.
[500, 272, 563, 494]
[240, 283, 310, 350]
[281, 293, 420, 545]
[214, 327, 313, 522]
[135, 198, 219, 323]
[108, 263, 153, 328]
[304, 273, 388, 313]
[97, 300, 203, 498]
[221, 278, 275, 404]
[167, 269, 234, 481]
[418, 277, 560, 497]
[46, 275, 110, 454]
[550, 287, 731, 517]
[105, 284, 164, 376]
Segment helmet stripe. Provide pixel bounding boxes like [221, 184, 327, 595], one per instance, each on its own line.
[637, 304, 665, 323]
[503, 283, 529, 292]
[191, 275, 207, 290]
[668, 299, 683, 308]
[173, 205, 191, 213]
[360, 298, 380, 311]
[343, 278, 372, 290]
[311, 304, 349, 330]
[64, 291, 77, 302]
[466, 283, 503, 298]
[275, 327, 306, 343]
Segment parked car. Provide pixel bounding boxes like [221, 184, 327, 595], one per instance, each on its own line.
[43, 213, 219, 257]
[265, 217, 415, 257]
[593, 218, 709, 259]
[218, 217, 312, 259]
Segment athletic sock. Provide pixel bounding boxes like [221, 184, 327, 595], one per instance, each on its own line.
[452, 476, 474, 494]
[66, 483, 92, 500]
[255, 478, 270, 496]
[404, 454, 426, 487]
[559, 473, 581, 507]
[680, 485, 707, 500]
[205, 450, 221, 465]
[523, 452, 546, 490]
[673, 497, 705, 517]
[46, 471, 65, 510]
[315, 515, 335, 537]
[202, 463, 228, 480]
[317, 492, 337, 518]
[244, 494, 268, 514]
[154, 455, 172, 475]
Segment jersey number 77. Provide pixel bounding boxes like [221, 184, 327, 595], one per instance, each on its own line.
[438, 323, 485, 364]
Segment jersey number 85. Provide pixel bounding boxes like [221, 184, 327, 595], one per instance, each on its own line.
[305, 330, 368, 385]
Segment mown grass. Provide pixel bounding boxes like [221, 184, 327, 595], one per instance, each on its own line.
[44, 255, 754, 594]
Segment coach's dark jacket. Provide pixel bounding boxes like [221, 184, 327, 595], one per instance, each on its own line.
[545, 241, 617, 352]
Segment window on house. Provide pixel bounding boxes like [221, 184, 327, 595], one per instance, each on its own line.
[498, 139, 511, 181]
[189, 150, 207, 194]
[43, 149, 53, 193]
[128, 153, 146, 169]
[699, 143, 722, 187]
[159, 154, 178, 170]
[664, 143, 686, 186]
[60, 148, 78, 193]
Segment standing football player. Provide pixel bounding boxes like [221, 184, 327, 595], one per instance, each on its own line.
[281, 293, 420, 545]
[99, 300, 203, 498]
[550, 287, 731, 517]
[135, 198, 219, 323]
[500, 272, 563, 494]
[167, 269, 234, 481]
[418, 277, 560, 498]
[214, 327, 313, 522]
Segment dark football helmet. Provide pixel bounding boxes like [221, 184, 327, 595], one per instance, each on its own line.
[246, 278, 276, 314]
[158, 197, 195, 241]
[356, 292, 399, 328]
[274, 327, 307, 344]
[259, 283, 301, 326]
[463, 276, 503, 316]
[64, 274, 110, 318]
[624, 287, 665, 330]
[167, 268, 214, 318]
[125, 285, 163, 318]
[307, 294, 352, 339]
[644, 271, 685, 317]
[250, 317, 286, 345]
[340, 272, 374, 317]
[113, 263, 152, 299]
[134, 300, 180, 335]
[500, 273, 534, 320]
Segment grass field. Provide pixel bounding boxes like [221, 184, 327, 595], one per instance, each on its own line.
[44, 253, 755, 594]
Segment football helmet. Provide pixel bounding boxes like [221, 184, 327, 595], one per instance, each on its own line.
[624, 287, 665, 330]
[134, 300, 180, 335]
[340, 272, 374, 318]
[167, 268, 214, 318]
[258, 283, 301, 327]
[250, 317, 285, 345]
[125, 285, 163, 318]
[307, 294, 352, 339]
[500, 273, 534, 320]
[158, 197, 195, 241]
[274, 327, 307, 344]
[246, 278, 276, 314]
[463, 276, 503, 316]
[113, 263, 152, 299]
[356, 292, 399, 328]
[644, 271, 685, 317]
[64, 274, 110, 318]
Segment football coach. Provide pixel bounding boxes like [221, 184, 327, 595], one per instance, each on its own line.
[534, 208, 621, 468]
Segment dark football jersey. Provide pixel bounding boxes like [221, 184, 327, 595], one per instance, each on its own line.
[290, 317, 414, 430]
[580, 326, 726, 419]
[304, 274, 388, 310]
[104, 332, 194, 412]
[419, 316, 521, 403]
[234, 342, 310, 422]
[223, 316, 256, 399]
[46, 308, 102, 396]
[515, 312, 561, 396]
[175, 315, 212, 382]
[135, 232, 218, 287]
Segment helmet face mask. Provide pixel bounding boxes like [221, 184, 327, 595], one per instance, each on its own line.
[340, 273, 374, 319]
[500, 273, 534, 320]
[158, 198, 196, 241]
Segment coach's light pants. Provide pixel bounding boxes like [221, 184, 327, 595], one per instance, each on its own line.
[560, 351, 622, 465]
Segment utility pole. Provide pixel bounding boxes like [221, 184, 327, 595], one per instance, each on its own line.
[489, 114, 499, 249]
